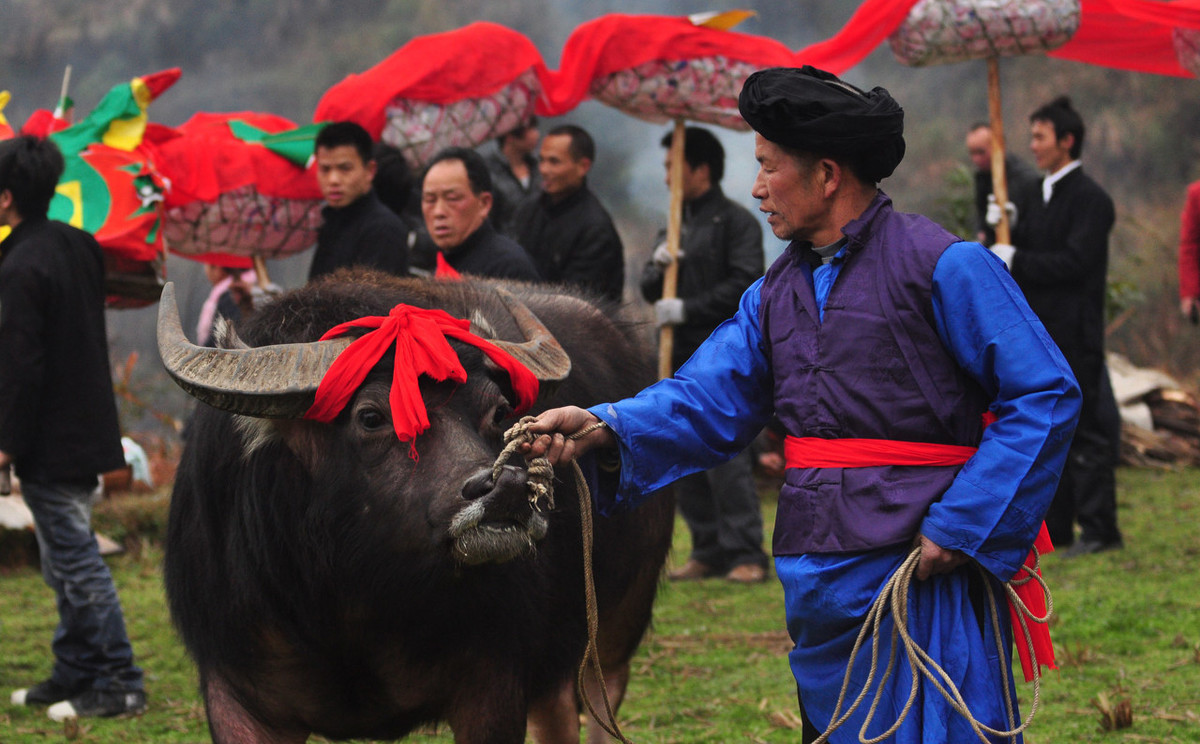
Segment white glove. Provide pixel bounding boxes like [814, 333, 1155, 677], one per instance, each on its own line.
[654, 298, 686, 327]
[651, 241, 684, 267]
[989, 242, 1016, 270]
[985, 194, 1018, 229]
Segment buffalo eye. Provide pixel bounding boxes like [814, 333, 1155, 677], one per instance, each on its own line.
[482, 400, 513, 436]
[355, 406, 388, 432]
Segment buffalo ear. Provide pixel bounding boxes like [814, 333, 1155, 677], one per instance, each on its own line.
[213, 316, 249, 350]
[233, 415, 324, 476]
[272, 419, 330, 476]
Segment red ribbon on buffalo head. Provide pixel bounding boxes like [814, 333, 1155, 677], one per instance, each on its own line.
[304, 304, 538, 457]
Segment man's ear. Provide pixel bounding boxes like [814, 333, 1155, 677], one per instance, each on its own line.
[479, 191, 493, 215]
[818, 158, 841, 198]
[366, 160, 378, 182]
[0, 189, 11, 210]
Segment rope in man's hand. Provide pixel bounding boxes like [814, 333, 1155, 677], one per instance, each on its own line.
[497, 416, 634, 743]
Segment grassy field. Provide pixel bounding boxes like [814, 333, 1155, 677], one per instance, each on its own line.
[1, 467, 1198, 743]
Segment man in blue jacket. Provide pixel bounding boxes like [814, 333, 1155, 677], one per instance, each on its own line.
[523, 67, 1080, 743]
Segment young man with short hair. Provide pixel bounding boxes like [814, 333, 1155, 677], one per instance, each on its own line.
[0, 135, 147, 721]
[308, 121, 411, 281]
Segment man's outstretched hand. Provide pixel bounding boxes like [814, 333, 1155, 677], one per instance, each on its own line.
[521, 406, 614, 466]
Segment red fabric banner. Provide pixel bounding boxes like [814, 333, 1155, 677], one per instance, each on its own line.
[791, 0, 1200, 79]
[153, 111, 321, 207]
[541, 14, 796, 117]
[794, 0, 923, 74]
[313, 22, 547, 138]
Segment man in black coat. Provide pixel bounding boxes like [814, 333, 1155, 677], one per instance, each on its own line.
[965, 122, 1041, 246]
[640, 127, 768, 583]
[480, 116, 541, 237]
[996, 97, 1123, 556]
[308, 121, 411, 281]
[512, 124, 624, 302]
[0, 135, 147, 719]
[420, 147, 539, 281]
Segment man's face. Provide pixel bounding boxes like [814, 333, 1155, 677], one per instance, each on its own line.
[662, 151, 709, 202]
[316, 144, 376, 209]
[513, 123, 541, 157]
[751, 134, 827, 243]
[538, 134, 589, 200]
[422, 159, 492, 251]
[1030, 119, 1073, 173]
[965, 127, 992, 172]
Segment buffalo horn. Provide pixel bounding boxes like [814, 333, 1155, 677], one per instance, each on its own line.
[489, 287, 571, 382]
[156, 282, 353, 418]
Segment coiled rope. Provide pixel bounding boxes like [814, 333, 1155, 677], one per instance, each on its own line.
[496, 416, 634, 743]
[813, 545, 1052, 743]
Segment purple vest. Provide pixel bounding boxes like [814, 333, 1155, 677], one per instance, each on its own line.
[760, 193, 990, 556]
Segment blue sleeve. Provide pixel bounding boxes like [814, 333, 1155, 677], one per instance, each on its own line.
[921, 242, 1082, 580]
[587, 278, 775, 511]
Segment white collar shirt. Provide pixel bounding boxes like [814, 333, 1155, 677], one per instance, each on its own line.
[1042, 160, 1082, 204]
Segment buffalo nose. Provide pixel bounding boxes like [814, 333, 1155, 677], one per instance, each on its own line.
[461, 465, 529, 503]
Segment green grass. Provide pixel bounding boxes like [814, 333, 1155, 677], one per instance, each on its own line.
[2, 468, 1199, 742]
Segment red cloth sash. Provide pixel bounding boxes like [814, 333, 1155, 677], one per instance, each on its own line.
[434, 252, 462, 280]
[783, 425, 1056, 682]
[304, 304, 538, 459]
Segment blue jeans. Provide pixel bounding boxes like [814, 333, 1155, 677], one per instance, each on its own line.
[22, 479, 143, 693]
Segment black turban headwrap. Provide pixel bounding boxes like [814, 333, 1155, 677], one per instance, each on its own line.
[738, 66, 906, 183]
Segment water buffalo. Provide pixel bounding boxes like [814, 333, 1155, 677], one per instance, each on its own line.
[158, 269, 674, 744]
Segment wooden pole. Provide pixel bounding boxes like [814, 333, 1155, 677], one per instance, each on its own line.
[56, 65, 73, 122]
[657, 119, 686, 380]
[986, 56, 1011, 246]
[251, 254, 271, 289]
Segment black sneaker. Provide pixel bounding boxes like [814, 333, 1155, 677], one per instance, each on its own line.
[1063, 538, 1124, 558]
[47, 689, 147, 721]
[11, 679, 80, 706]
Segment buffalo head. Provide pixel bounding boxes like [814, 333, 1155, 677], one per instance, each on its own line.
[157, 278, 572, 566]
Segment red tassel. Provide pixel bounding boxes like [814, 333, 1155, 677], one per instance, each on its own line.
[1008, 522, 1057, 682]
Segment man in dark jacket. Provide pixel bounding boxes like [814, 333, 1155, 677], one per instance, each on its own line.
[965, 122, 1041, 246]
[998, 96, 1123, 556]
[480, 116, 541, 237]
[421, 147, 539, 281]
[308, 121, 411, 281]
[641, 126, 768, 583]
[0, 135, 147, 720]
[512, 124, 624, 301]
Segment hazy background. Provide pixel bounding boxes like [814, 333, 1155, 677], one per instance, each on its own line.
[5, 0, 1200, 438]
